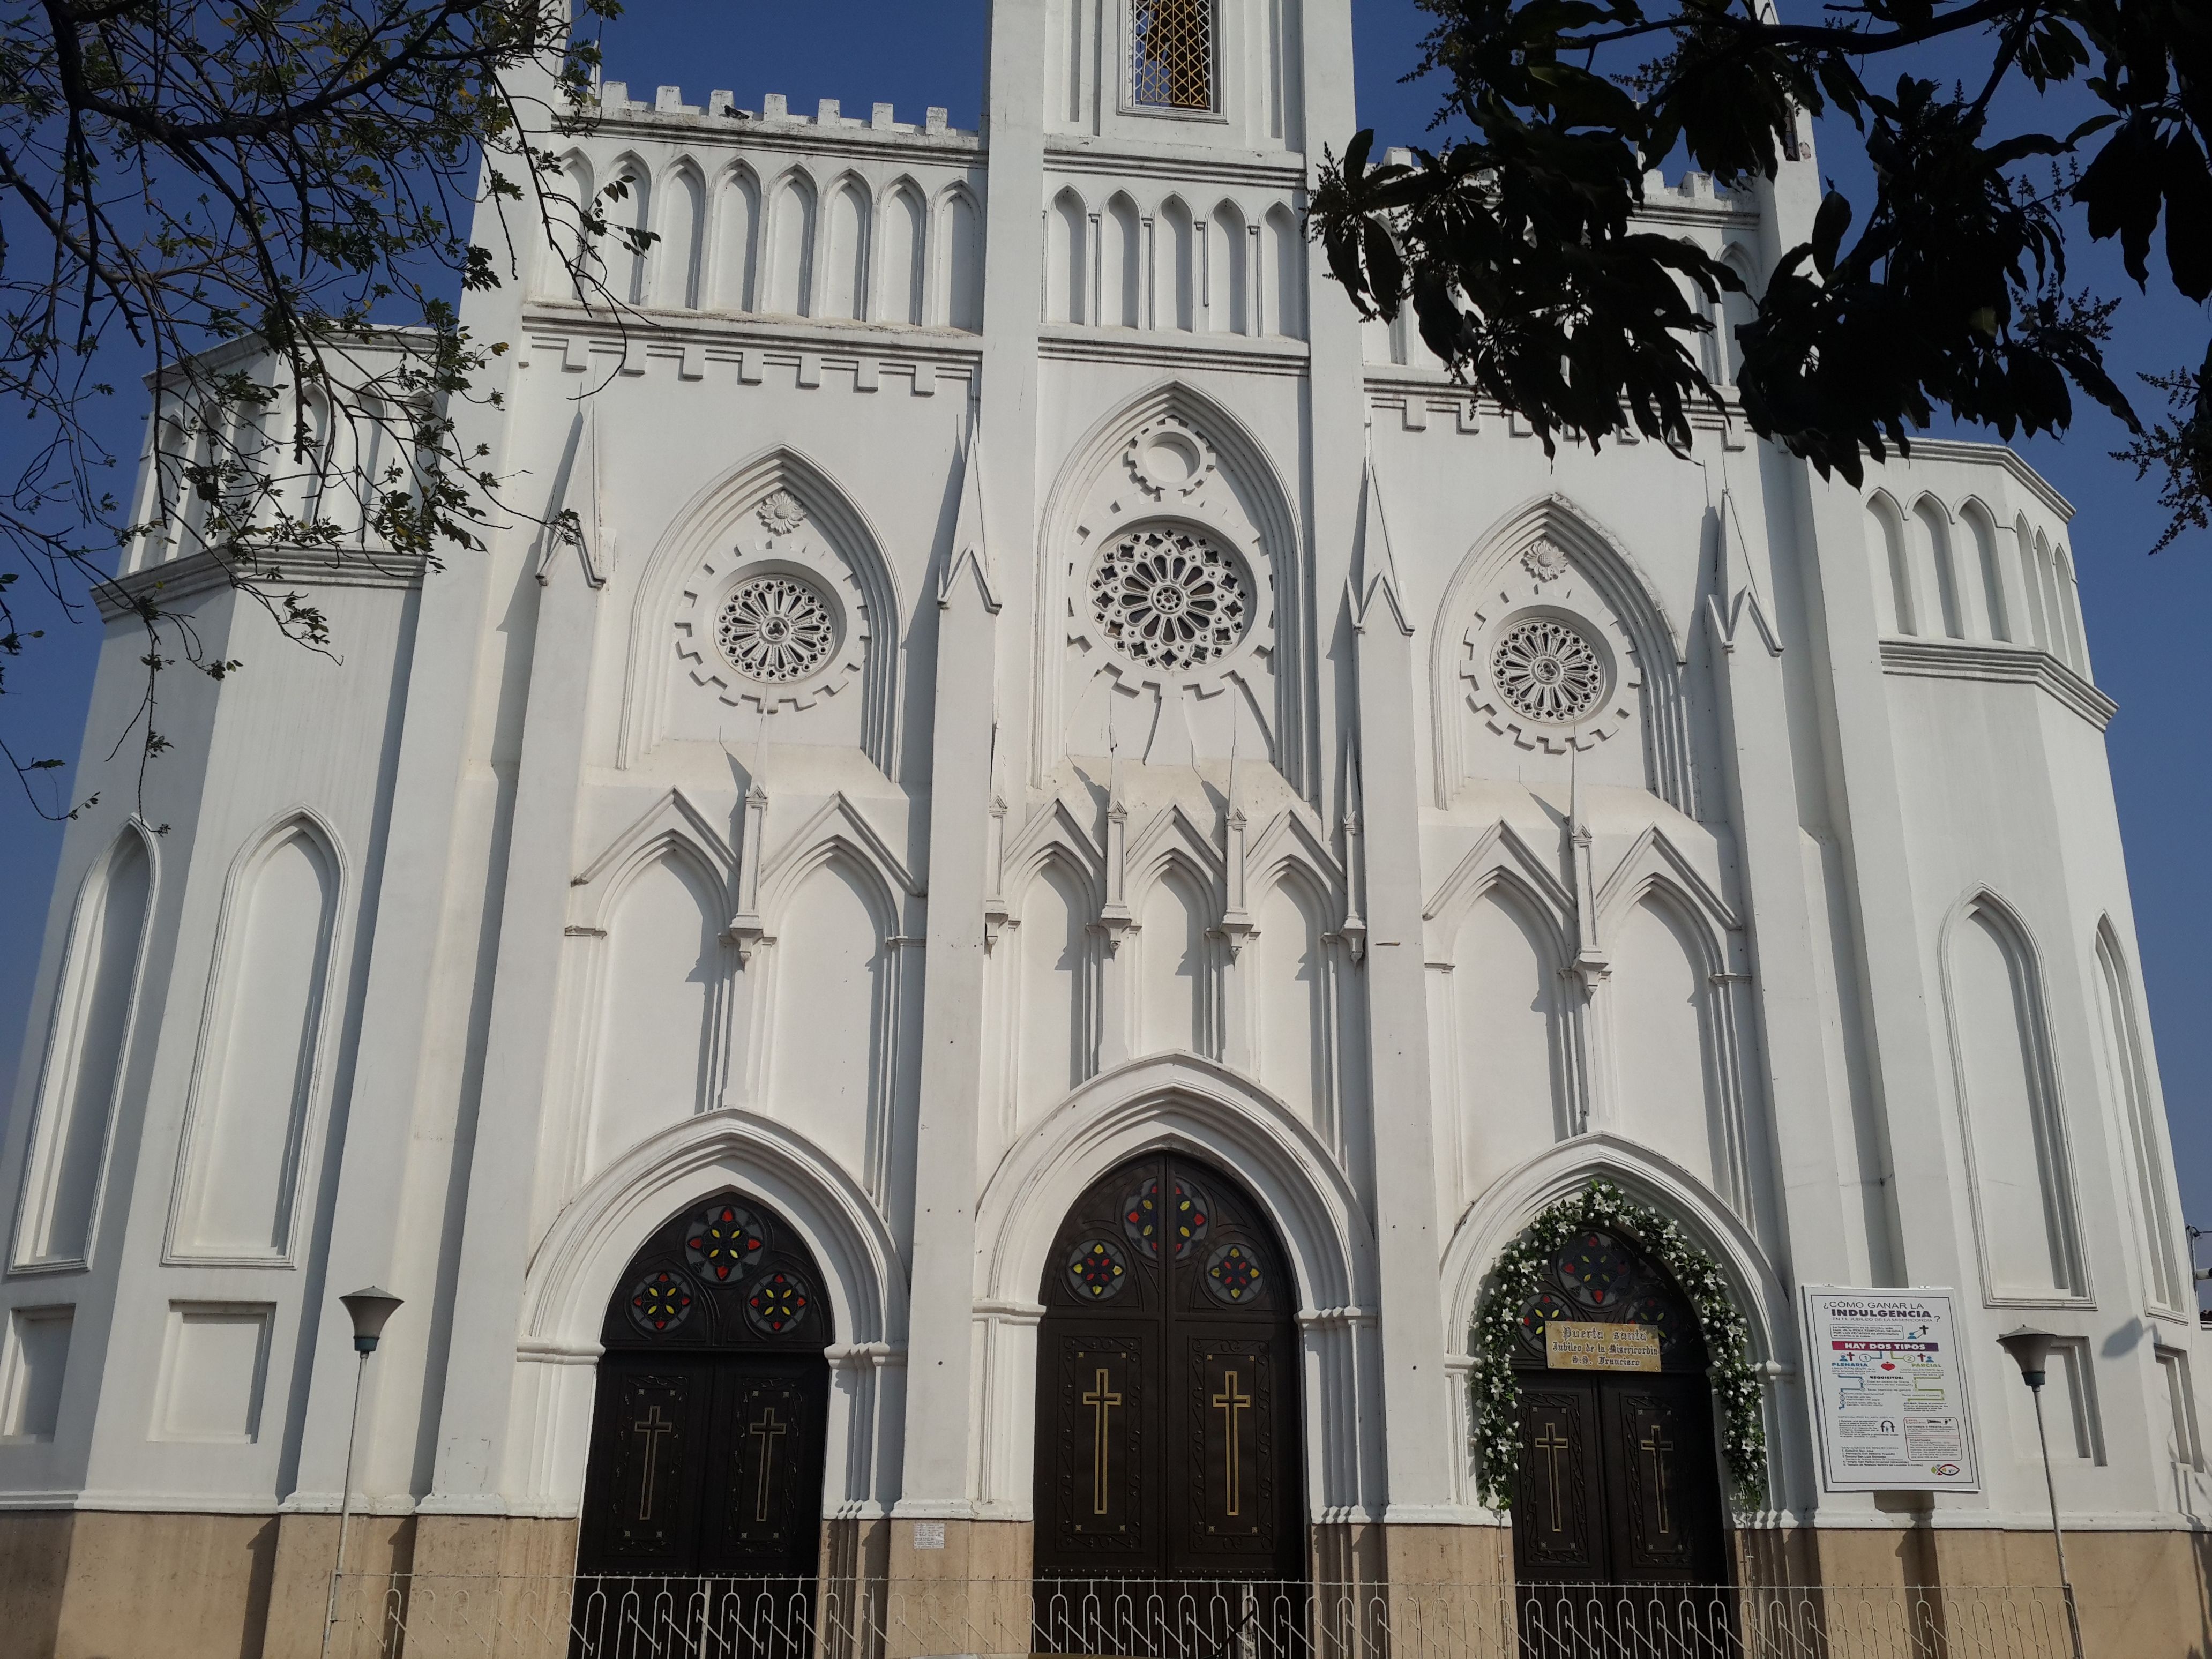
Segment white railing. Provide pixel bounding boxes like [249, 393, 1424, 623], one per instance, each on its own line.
[323, 1574, 2075, 1659]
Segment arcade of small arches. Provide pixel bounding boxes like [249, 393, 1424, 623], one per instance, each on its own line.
[548, 147, 984, 332]
[1043, 184, 1306, 340]
[1863, 488, 2088, 672]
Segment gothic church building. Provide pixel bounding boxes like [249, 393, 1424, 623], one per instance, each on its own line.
[2, 0, 2205, 1653]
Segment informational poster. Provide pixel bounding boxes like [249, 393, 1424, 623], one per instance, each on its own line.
[1545, 1321, 1662, 1373]
[1803, 1287, 1981, 1492]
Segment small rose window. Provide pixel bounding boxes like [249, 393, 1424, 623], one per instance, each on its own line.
[1489, 617, 1605, 723]
[1089, 526, 1247, 673]
[718, 574, 836, 684]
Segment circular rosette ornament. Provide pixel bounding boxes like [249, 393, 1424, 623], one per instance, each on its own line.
[1123, 1176, 1210, 1260]
[718, 574, 838, 683]
[1490, 618, 1605, 723]
[1203, 1242, 1264, 1306]
[1067, 1238, 1131, 1302]
[1516, 1287, 1575, 1356]
[1089, 527, 1249, 674]
[684, 1201, 767, 1284]
[627, 1269, 697, 1335]
[745, 1269, 813, 1336]
[1556, 1231, 1636, 1312]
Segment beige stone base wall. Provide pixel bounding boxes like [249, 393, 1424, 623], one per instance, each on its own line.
[1742, 1523, 2212, 1659]
[0, 1508, 580, 1659]
[3, 1509, 2204, 1658]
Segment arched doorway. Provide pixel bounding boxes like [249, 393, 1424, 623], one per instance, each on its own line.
[1508, 1225, 1729, 1626]
[1032, 1152, 1305, 1644]
[573, 1192, 831, 1643]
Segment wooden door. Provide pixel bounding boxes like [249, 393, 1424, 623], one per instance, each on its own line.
[573, 1194, 831, 1657]
[1505, 1226, 1733, 1658]
[1033, 1154, 1304, 1594]
[1512, 1373, 1727, 1586]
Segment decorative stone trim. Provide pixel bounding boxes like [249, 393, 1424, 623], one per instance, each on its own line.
[94, 547, 430, 619]
[1878, 637, 2115, 730]
[1470, 1177, 1767, 1511]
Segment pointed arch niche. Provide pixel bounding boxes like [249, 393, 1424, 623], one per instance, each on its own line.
[2092, 920, 2186, 1314]
[1940, 892, 2089, 1302]
[993, 812, 1106, 1141]
[13, 824, 156, 1269]
[555, 791, 739, 1201]
[1035, 383, 1311, 796]
[168, 812, 345, 1263]
[745, 796, 924, 1214]
[619, 448, 903, 774]
[1429, 495, 1700, 814]
[1422, 824, 1583, 1224]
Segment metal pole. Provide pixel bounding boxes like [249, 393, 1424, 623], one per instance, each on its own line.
[2029, 1384, 2086, 1659]
[321, 1347, 370, 1659]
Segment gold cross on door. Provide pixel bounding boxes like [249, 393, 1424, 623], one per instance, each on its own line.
[1081, 1363, 1122, 1516]
[1211, 1365, 1252, 1519]
[749, 1406, 788, 1522]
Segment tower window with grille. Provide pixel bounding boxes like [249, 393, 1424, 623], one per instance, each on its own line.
[1130, 0, 1216, 112]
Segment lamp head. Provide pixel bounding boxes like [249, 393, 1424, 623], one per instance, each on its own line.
[1998, 1326, 2058, 1391]
[339, 1287, 403, 1355]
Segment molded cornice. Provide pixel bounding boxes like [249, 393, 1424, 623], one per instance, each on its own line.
[1878, 637, 2116, 730]
[95, 546, 429, 619]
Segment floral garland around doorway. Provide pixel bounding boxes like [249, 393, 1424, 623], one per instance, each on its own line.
[1470, 1178, 1768, 1511]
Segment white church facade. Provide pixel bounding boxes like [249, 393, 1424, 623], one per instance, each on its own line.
[1, 1, 2206, 1653]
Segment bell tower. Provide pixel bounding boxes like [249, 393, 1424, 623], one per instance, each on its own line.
[1042, 0, 1308, 153]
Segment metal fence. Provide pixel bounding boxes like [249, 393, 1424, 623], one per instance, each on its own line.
[323, 1574, 2075, 1659]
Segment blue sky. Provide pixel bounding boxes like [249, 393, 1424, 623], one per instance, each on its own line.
[3, 0, 2207, 1283]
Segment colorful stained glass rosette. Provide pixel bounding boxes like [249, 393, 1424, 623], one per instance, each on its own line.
[1122, 1176, 1210, 1260]
[628, 1269, 696, 1335]
[685, 1201, 767, 1284]
[1203, 1241, 1262, 1305]
[1067, 1238, 1131, 1301]
[745, 1269, 812, 1336]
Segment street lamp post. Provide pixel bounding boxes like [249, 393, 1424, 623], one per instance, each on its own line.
[1996, 1326, 2086, 1659]
[322, 1287, 403, 1659]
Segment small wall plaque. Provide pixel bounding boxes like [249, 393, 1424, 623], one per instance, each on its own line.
[1544, 1320, 1662, 1373]
[911, 1521, 946, 1550]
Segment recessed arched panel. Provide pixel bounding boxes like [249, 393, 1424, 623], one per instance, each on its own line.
[587, 850, 728, 1175]
[1960, 500, 2010, 641]
[1611, 896, 1721, 1198]
[821, 178, 870, 320]
[609, 158, 652, 306]
[2094, 924, 2186, 1312]
[1018, 860, 1096, 1125]
[765, 174, 817, 317]
[1453, 884, 1568, 1202]
[1912, 497, 1964, 638]
[941, 187, 983, 331]
[1263, 205, 1303, 338]
[1048, 189, 1087, 325]
[171, 820, 340, 1260]
[1101, 195, 1142, 328]
[1138, 865, 1212, 1059]
[768, 857, 892, 1193]
[880, 183, 926, 325]
[714, 169, 761, 311]
[1945, 896, 2086, 1298]
[657, 166, 705, 309]
[1211, 201, 1249, 334]
[1158, 198, 1197, 332]
[1864, 495, 1911, 636]
[541, 150, 595, 297]
[1255, 878, 1328, 1125]
[14, 830, 152, 1267]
